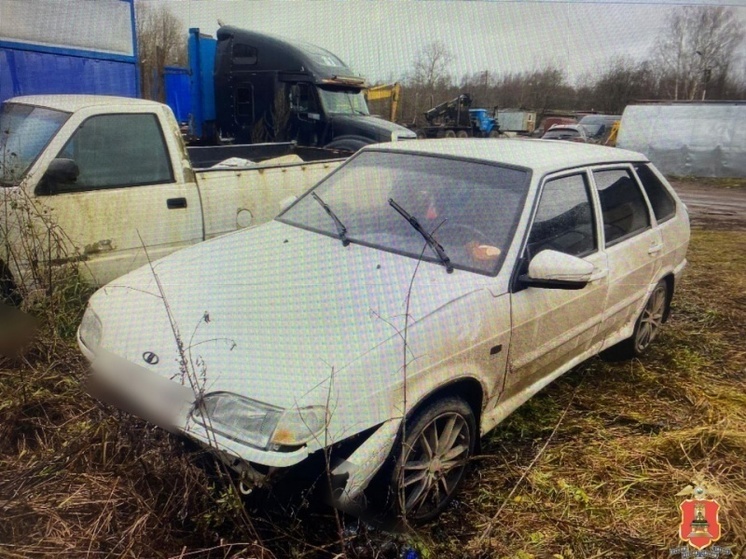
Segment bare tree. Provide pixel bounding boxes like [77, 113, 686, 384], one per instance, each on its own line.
[653, 6, 745, 100]
[584, 57, 658, 112]
[407, 40, 455, 91]
[136, 1, 187, 101]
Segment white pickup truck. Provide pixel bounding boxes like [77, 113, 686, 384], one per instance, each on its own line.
[0, 95, 344, 300]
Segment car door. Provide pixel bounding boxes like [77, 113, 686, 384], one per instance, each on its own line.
[37, 112, 203, 286]
[507, 171, 608, 396]
[590, 166, 662, 342]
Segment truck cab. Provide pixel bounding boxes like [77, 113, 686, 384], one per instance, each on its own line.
[213, 26, 415, 151]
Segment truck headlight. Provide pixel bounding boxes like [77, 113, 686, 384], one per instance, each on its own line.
[79, 308, 102, 351]
[191, 392, 328, 450]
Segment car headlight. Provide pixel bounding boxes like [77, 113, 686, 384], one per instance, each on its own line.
[79, 308, 102, 351]
[271, 405, 328, 446]
[191, 392, 327, 450]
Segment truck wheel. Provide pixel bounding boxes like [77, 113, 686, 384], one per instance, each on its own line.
[489, 130, 502, 138]
[456, 130, 469, 138]
[323, 139, 369, 153]
[444, 130, 457, 139]
[415, 130, 427, 140]
[389, 396, 476, 523]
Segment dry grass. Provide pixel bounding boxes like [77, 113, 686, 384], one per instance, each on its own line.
[1, 228, 744, 558]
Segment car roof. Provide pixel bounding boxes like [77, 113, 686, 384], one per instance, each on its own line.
[6, 95, 164, 113]
[368, 138, 647, 175]
[546, 124, 584, 132]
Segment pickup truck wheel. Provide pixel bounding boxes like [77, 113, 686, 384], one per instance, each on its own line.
[0, 261, 21, 306]
[602, 280, 669, 361]
[390, 396, 476, 523]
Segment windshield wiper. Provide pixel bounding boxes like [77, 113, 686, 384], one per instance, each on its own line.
[311, 192, 350, 246]
[389, 198, 453, 273]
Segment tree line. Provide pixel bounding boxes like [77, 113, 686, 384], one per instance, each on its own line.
[377, 6, 745, 125]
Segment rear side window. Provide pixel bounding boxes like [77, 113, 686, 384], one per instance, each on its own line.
[634, 164, 676, 222]
[54, 113, 173, 192]
[527, 173, 596, 258]
[593, 168, 651, 246]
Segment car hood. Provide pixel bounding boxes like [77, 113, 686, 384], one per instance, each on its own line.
[89, 221, 491, 408]
[330, 114, 416, 143]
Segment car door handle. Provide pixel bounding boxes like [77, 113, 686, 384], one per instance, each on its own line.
[589, 268, 608, 282]
[167, 197, 188, 209]
[648, 243, 663, 255]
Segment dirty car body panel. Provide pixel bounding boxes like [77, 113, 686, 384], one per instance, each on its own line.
[79, 138, 690, 520]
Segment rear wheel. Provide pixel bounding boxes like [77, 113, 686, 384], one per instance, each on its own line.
[489, 130, 502, 138]
[390, 397, 476, 523]
[602, 279, 669, 361]
[444, 130, 457, 139]
[456, 130, 469, 139]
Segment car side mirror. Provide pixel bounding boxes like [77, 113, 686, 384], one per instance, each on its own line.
[519, 249, 594, 290]
[38, 158, 79, 195]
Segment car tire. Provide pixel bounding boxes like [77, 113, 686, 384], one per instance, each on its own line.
[0, 260, 21, 306]
[602, 279, 669, 361]
[389, 396, 476, 523]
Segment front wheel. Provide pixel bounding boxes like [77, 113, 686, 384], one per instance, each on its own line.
[390, 397, 476, 523]
[0, 260, 21, 306]
[602, 279, 669, 361]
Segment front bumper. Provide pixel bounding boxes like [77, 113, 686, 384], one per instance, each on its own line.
[77, 334, 399, 506]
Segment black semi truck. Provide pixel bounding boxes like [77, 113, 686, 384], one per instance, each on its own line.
[184, 26, 416, 150]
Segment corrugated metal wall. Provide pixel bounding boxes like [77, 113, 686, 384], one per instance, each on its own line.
[617, 103, 746, 178]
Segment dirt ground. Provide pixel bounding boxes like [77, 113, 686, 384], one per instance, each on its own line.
[668, 178, 746, 230]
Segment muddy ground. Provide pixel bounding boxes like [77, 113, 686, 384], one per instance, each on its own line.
[669, 178, 746, 230]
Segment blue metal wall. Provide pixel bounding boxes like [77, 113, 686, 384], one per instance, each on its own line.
[0, 46, 138, 103]
[164, 66, 192, 124]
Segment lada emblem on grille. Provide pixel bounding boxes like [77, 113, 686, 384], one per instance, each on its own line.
[142, 351, 160, 365]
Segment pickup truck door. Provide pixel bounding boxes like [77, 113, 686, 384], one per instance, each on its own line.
[36, 112, 203, 286]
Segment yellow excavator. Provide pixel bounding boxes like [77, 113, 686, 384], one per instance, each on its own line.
[365, 83, 402, 122]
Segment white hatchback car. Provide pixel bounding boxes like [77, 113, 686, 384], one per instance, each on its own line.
[79, 139, 689, 522]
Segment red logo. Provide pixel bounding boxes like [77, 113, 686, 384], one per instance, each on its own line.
[679, 498, 721, 550]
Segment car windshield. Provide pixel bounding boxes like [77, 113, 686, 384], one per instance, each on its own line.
[278, 150, 530, 275]
[578, 115, 619, 137]
[317, 87, 370, 115]
[0, 103, 70, 186]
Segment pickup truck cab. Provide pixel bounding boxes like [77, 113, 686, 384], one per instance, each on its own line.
[0, 95, 343, 300]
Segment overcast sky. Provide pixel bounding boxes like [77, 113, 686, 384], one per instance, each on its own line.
[175, 1, 746, 86]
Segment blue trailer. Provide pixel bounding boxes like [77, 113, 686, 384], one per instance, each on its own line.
[0, 0, 139, 104]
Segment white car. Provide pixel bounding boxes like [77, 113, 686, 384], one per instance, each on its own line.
[78, 139, 689, 522]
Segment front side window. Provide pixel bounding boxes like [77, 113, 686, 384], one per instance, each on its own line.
[279, 151, 530, 275]
[527, 173, 596, 258]
[634, 163, 676, 223]
[593, 168, 650, 246]
[0, 104, 69, 186]
[54, 114, 173, 192]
